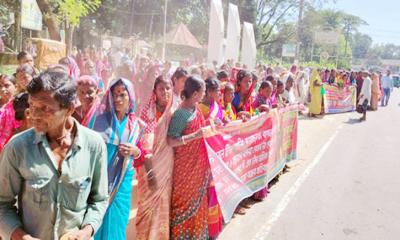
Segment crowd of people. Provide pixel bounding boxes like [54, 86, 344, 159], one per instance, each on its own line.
[0, 47, 396, 240]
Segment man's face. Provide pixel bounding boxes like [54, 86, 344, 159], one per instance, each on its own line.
[28, 91, 73, 134]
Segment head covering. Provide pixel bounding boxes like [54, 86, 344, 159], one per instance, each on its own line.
[91, 78, 141, 145]
[90, 78, 144, 201]
[77, 75, 99, 87]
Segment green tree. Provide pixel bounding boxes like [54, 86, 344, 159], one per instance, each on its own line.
[36, 0, 101, 52]
[352, 32, 372, 59]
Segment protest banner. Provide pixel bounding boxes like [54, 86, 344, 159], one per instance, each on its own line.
[323, 84, 356, 114]
[204, 105, 299, 222]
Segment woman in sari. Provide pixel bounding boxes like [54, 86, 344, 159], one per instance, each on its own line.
[136, 76, 175, 240]
[199, 77, 224, 122]
[91, 78, 145, 240]
[0, 75, 16, 108]
[222, 83, 237, 121]
[309, 69, 324, 117]
[232, 70, 254, 117]
[198, 77, 224, 238]
[370, 72, 381, 111]
[73, 75, 101, 127]
[0, 64, 35, 151]
[167, 76, 213, 240]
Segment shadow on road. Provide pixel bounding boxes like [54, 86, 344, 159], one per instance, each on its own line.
[344, 118, 361, 125]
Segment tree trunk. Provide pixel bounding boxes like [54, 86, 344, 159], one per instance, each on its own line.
[36, 0, 61, 41]
[14, 11, 22, 51]
[65, 25, 75, 55]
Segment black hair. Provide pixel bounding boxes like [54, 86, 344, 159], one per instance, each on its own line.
[236, 69, 251, 86]
[13, 92, 29, 121]
[181, 75, 205, 99]
[286, 75, 294, 83]
[171, 67, 188, 85]
[0, 74, 16, 84]
[153, 75, 171, 90]
[110, 79, 126, 93]
[58, 57, 71, 66]
[251, 73, 258, 82]
[27, 71, 76, 109]
[224, 82, 235, 91]
[17, 51, 30, 61]
[277, 80, 284, 87]
[16, 64, 35, 76]
[217, 70, 228, 80]
[265, 75, 274, 82]
[259, 81, 272, 90]
[205, 77, 220, 93]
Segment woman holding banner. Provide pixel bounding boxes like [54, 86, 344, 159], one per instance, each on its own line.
[91, 78, 145, 240]
[167, 76, 215, 239]
[135, 75, 175, 240]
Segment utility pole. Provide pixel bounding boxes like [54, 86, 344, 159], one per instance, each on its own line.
[295, 0, 305, 63]
[162, 0, 168, 61]
[129, 0, 135, 35]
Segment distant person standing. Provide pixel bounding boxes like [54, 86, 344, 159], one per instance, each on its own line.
[358, 71, 372, 121]
[380, 70, 394, 106]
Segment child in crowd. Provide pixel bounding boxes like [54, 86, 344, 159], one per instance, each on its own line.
[199, 77, 224, 123]
[12, 92, 32, 134]
[222, 83, 236, 121]
[217, 70, 229, 83]
[276, 80, 287, 108]
[252, 81, 273, 112]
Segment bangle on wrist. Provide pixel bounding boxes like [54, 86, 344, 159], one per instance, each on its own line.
[134, 149, 142, 160]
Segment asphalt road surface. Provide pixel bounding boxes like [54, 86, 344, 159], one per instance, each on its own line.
[220, 89, 400, 240]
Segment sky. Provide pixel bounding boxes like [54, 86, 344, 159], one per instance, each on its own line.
[327, 0, 400, 45]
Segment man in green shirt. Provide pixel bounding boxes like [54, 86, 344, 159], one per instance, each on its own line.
[0, 71, 109, 240]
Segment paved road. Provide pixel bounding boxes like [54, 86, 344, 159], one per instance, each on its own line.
[220, 89, 400, 240]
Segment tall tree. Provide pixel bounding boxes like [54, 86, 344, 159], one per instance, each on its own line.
[36, 0, 101, 53]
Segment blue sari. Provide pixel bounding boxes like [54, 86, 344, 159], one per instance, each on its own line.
[90, 78, 143, 240]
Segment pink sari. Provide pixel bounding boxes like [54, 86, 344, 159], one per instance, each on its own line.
[135, 94, 174, 240]
[0, 101, 22, 151]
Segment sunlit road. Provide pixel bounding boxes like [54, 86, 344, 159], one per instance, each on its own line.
[220, 89, 400, 240]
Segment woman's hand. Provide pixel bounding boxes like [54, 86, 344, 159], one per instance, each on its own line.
[237, 111, 251, 122]
[118, 143, 140, 158]
[258, 105, 270, 113]
[144, 154, 157, 189]
[66, 225, 93, 240]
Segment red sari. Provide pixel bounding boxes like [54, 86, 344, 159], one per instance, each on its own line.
[169, 109, 210, 239]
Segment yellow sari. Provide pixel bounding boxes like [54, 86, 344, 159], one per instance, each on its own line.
[309, 70, 323, 115]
